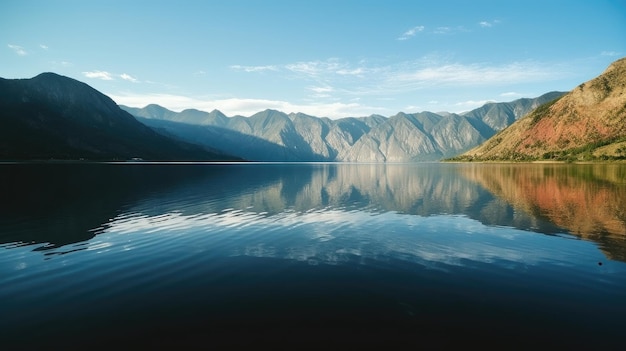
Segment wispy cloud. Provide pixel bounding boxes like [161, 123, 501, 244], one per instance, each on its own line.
[336, 67, 366, 76]
[390, 61, 560, 87]
[8, 44, 27, 56]
[235, 59, 372, 83]
[307, 85, 335, 98]
[601, 51, 620, 57]
[500, 92, 523, 98]
[39, 44, 49, 50]
[479, 20, 500, 28]
[120, 73, 138, 83]
[82, 71, 140, 82]
[82, 70, 114, 80]
[109, 92, 387, 118]
[397, 26, 425, 40]
[285, 59, 376, 81]
[433, 26, 469, 35]
[111, 57, 570, 118]
[433, 26, 451, 34]
[308, 86, 334, 94]
[455, 99, 496, 110]
[230, 64, 279, 72]
[286, 60, 343, 76]
[231, 57, 565, 103]
[399, 23, 474, 39]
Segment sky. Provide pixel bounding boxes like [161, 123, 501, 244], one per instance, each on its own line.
[2, 0, 625, 118]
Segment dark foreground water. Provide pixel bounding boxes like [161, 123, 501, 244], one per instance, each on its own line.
[1, 162, 625, 349]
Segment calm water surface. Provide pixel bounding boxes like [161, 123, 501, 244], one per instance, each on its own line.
[1, 162, 625, 348]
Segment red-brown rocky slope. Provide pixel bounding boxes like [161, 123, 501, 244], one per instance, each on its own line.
[461, 57, 626, 161]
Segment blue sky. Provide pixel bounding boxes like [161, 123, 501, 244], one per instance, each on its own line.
[2, 0, 625, 118]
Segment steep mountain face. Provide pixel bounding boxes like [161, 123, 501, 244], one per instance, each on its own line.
[289, 113, 335, 159]
[460, 57, 626, 161]
[123, 92, 562, 162]
[462, 91, 565, 132]
[0, 73, 238, 161]
[340, 113, 440, 161]
[133, 108, 388, 161]
[341, 111, 495, 161]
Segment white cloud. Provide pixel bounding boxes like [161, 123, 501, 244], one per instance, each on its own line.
[479, 20, 500, 28]
[230, 57, 566, 106]
[8, 44, 27, 56]
[120, 73, 138, 83]
[285, 59, 371, 81]
[336, 67, 366, 76]
[397, 26, 424, 40]
[432, 26, 469, 35]
[82, 71, 139, 84]
[390, 61, 560, 87]
[433, 26, 451, 34]
[479, 21, 492, 28]
[230, 64, 278, 72]
[286, 60, 342, 76]
[40, 44, 48, 50]
[308, 85, 334, 94]
[108, 92, 388, 118]
[500, 92, 523, 98]
[83, 70, 114, 80]
[308, 85, 334, 98]
[403, 105, 422, 112]
[455, 99, 496, 110]
[601, 51, 620, 57]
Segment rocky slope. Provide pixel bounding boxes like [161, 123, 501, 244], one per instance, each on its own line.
[458, 57, 626, 161]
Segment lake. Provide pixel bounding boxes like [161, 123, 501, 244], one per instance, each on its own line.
[1, 162, 625, 348]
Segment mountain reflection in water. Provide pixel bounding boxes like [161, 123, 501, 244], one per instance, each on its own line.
[3, 162, 620, 257]
[1, 162, 625, 348]
[460, 163, 626, 260]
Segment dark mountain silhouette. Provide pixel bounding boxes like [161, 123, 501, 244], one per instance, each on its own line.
[0, 73, 239, 161]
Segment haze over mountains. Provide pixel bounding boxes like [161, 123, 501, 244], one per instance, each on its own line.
[120, 92, 563, 162]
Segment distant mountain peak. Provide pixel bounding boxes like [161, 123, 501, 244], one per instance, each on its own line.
[33, 71, 63, 79]
[144, 103, 168, 109]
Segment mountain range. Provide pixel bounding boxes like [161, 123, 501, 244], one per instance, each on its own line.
[7, 57, 625, 163]
[120, 92, 564, 162]
[457, 57, 626, 162]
